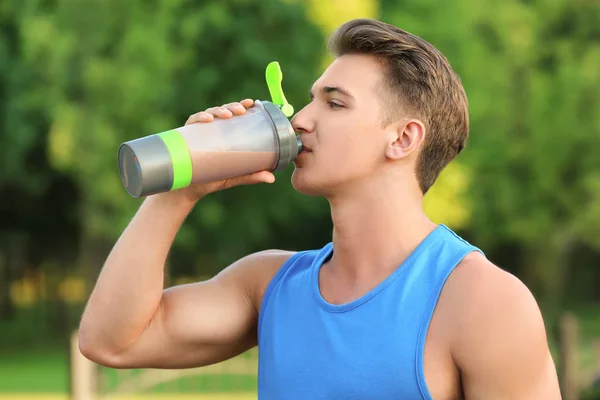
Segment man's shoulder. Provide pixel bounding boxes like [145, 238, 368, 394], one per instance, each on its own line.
[440, 251, 549, 365]
[447, 251, 537, 311]
[251, 244, 330, 282]
[443, 252, 542, 328]
[249, 244, 333, 305]
[243, 245, 325, 275]
[239, 248, 299, 285]
[235, 246, 328, 311]
[436, 249, 560, 396]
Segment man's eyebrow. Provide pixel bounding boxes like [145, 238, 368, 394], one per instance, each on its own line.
[309, 86, 354, 100]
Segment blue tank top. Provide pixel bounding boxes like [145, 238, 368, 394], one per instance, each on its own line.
[257, 224, 483, 400]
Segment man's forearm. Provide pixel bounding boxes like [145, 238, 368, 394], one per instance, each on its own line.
[78, 193, 198, 355]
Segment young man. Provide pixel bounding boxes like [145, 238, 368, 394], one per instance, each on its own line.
[79, 19, 562, 399]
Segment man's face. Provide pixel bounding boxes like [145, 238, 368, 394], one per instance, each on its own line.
[290, 54, 393, 197]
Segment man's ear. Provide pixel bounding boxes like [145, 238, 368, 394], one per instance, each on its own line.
[385, 119, 426, 160]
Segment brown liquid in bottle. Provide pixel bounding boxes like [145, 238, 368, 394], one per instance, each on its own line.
[189, 150, 278, 184]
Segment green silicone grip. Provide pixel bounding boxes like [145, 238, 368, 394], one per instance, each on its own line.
[157, 130, 193, 190]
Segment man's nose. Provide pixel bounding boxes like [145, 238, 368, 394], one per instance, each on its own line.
[291, 105, 314, 134]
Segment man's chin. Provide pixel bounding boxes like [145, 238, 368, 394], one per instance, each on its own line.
[291, 171, 326, 197]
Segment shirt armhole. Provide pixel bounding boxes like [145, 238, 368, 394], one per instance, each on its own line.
[257, 251, 305, 338]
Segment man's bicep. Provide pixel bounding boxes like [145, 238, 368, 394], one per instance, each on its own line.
[109, 250, 290, 369]
[159, 276, 259, 350]
[452, 263, 561, 399]
[460, 344, 559, 400]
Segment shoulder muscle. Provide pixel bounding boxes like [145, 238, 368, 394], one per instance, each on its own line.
[442, 253, 561, 399]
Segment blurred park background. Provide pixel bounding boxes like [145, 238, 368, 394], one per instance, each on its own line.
[1, 0, 600, 398]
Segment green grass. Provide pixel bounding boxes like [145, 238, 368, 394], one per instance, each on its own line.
[140, 375, 257, 394]
[0, 305, 253, 394]
[99, 368, 258, 394]
[0, 344, 257, 394]
[0, 348, 69, 393]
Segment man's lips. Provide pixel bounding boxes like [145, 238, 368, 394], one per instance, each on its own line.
[300, 143, 312, 152]
[298, 136, 312, 153]
[294, 146, 311, 163]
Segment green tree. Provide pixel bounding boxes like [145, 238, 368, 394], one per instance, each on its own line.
[0, 0, 80, 324]
[382, 0, 600, 314]
[30, 0, 326, 282]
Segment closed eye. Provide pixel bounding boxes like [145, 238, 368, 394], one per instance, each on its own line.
[328, 101, 344, 110]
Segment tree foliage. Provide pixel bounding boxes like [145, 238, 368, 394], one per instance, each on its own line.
[382, 0, 600, 307]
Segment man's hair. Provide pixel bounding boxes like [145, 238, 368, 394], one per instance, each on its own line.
[328, 18, 469, 194]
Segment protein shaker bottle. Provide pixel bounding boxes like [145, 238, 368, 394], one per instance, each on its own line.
[117, 62, 302, 198]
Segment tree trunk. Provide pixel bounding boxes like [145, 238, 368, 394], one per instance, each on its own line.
[524, 233, 573, 325]
[0, 249, 15, 319]
[0, 232, 27, 320]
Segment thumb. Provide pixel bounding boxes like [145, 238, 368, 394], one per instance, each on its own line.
[248, 170, 276, 184]
[223, 170, 275, 189]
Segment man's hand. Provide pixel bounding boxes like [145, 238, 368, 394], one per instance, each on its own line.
[161, 99, 276, 204]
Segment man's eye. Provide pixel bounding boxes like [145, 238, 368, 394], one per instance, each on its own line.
[328, 101, 343, 109]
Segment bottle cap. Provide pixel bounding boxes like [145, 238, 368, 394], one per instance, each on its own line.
[265, 61, 294, 117]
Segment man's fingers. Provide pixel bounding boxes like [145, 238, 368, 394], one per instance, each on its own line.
[223, 102, 247, 115]
[205, 106, 233, 118]
[240, 99, 254, 109]
[185, 99, 254, 126]
[186, 111, 214, 125]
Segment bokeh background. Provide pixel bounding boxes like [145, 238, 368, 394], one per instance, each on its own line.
[1, 0, 600, 399]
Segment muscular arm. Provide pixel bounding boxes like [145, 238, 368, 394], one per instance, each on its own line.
[78, 193, 291, 369]
[449, 254, 562, 399]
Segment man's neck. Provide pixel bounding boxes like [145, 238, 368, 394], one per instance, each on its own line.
[326, 178, 437, 283]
